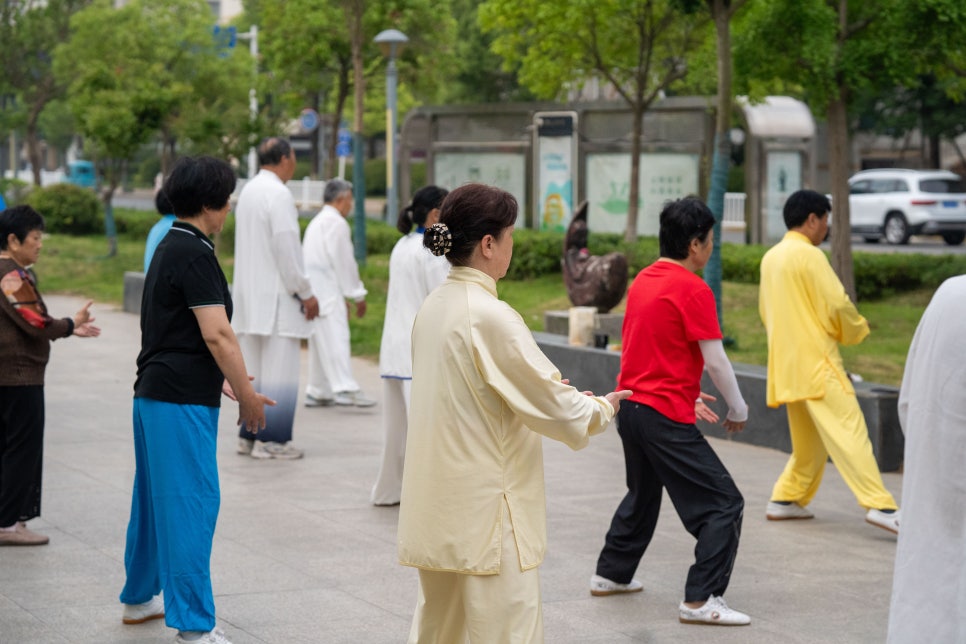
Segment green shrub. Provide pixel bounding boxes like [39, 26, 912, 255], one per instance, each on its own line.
[113, 208, 162, 239]
[496, 226, 966, 302]
[1, 178, 31, 206]
[365, 219, 401, 255]
[27, 184, 102, 235]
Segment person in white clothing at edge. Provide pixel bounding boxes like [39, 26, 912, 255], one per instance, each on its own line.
[370, 185, 449, 507]
[887, 275, 966, 644]
[231, 137, 319, 461]
[302, 179, 375, 408]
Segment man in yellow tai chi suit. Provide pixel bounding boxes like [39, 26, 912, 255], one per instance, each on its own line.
[758, 189, 899, 534]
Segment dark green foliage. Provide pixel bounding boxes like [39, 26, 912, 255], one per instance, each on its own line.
[720, 243, 966, 301]
[502, 228, 966, 301]
[26, 184, 102, 235]
[0, 178, 31, 206]
[365, 219, 402, 255]
[344, 160, 427, 197]
[112, 208, 163, 239]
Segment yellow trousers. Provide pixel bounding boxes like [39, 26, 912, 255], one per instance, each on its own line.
[408, 500, 543, 644]
[771, 364, 898, 511]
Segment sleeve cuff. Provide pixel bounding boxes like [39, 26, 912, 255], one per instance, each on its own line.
[64, 317, 74, 337]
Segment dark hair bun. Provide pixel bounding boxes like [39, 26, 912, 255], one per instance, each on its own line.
[425, 222, 453, 256]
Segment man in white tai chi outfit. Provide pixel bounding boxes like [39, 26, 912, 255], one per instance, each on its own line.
[232, 137, 319, 460]
[887, 275, 966, 643]
[302, 179, 375, 408]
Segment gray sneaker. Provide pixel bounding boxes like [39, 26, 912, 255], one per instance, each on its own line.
[590, 574, 643, 596]
[334, 391, 376, 408]
[305, 394, 335, 407]
[865, 508, 899, 534]
[175, 627, 232, 644]
[679, 595, 751, 626]
[250, 440, 304, 460]
[122, 594, 164, 624]
[236, 438, 254, 455]
[765, 501, 814, 521]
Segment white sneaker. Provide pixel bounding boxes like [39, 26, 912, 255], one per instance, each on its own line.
[679, 595, 751, 626]
[590, 574, 643, 596]
[765, 501, 814, 521]
[122, 594, 164, 624]
[236, 438, 254, 455]
[334, 391, 376, 408]
[304, 394, 335, 407]
[250, 440, 304, 460]
[865, 508, 899, 534]
[175, 627, 232, 644]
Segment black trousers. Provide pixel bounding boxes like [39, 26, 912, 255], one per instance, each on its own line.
[595, 401, 743, 602]
[0, 386, 45, 527]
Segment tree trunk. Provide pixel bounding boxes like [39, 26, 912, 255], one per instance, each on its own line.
[704, 0, 733, 328]
[25, 110, 43, 187]
[623, 104, 643, 242]
[347, 0, 367, 265]
[827, 93, 855, 300]
[101, 181, 119, 258]
[326, 60, 351, 180]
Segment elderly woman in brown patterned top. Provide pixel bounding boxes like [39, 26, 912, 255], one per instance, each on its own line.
[0, 205, 100, 546]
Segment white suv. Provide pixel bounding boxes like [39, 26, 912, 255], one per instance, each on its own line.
[848, 169, 966, 245]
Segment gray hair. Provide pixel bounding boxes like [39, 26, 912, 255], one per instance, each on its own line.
[323, 179, 353, 204]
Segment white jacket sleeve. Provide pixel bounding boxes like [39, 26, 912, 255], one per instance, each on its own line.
[328, 219, 367, 301]
[271, 229, 314, 300]
[699, 339, 748, 422]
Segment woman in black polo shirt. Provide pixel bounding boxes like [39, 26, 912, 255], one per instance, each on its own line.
[119, 156, 274, 644]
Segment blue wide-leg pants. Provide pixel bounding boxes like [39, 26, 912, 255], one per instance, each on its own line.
[120, 397, 221, 632]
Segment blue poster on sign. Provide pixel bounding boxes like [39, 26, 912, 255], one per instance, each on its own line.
[337, 128, 352, 158]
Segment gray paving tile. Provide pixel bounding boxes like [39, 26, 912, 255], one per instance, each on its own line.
[0, 296, 900, 643]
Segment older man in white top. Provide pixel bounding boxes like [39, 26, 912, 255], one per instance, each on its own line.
[302, 179, 374, 407]
[232, 138, 319, 460]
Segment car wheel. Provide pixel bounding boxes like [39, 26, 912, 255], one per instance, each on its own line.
[883, 213, 910, 245]
[942, 231, 966, 246]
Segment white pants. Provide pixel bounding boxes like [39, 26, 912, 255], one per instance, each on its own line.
[236, 333, 301, 443]
[306, 305, 360, 398]
[370, 377, 411, 505]
[408, 500, 544, 644]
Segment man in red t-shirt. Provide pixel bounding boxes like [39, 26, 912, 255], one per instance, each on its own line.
[590, 197, 752, 626]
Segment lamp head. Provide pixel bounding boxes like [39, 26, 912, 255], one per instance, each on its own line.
[374, 29, 409, 58]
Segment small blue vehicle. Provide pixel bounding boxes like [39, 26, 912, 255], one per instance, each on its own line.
[65, 160, 96, 189]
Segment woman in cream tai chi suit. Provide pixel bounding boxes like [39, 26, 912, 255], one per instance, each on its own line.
[370, 185, 449, 506]
[397, 183, 631, 643]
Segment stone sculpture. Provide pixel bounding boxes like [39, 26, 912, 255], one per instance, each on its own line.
[562, 200, 628, 313]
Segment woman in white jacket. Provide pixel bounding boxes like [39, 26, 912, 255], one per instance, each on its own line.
[370, 186, 450, 506]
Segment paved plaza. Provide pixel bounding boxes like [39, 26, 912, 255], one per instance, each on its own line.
[0, 296, 901, 643]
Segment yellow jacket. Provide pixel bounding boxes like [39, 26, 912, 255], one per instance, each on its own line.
[398, 266, 614, 574]
[759, 231, 869, 406]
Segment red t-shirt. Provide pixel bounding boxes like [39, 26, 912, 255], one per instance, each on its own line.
[617, 260, 722, 423]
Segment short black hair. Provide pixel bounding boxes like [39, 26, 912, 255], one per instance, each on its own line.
[257, 137, 293, 167]
[783, 189, 830, 230]
[155, 187, 174, 215]
[0, 205, 45, 250]
[658, 196, 715, 260]
[161, 156, 236, 218]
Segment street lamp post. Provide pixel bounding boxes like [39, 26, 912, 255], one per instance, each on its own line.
[236, 25, 259, 178]
[374, 29, 408, 224]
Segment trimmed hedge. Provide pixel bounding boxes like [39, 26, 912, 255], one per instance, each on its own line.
[109, 206, 965, 301]
[500, 229, 966, 301]
[27, 184, 103, 235]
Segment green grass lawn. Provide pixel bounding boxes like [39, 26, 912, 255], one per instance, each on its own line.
[33, 230, 927, 387]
